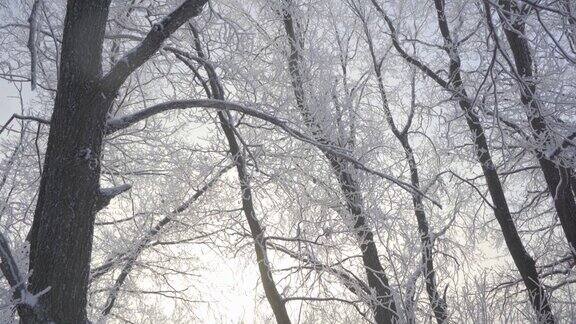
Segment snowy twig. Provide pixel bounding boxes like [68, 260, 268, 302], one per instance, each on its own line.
[0, 114, 50, 136]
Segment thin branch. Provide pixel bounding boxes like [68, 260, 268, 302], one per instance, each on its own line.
[27, 0, 43, 90]
[0, 114, 50, 136]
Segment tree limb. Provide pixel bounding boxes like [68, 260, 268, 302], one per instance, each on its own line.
[101, 0, 208, 93]
[105, 98, 442, 208]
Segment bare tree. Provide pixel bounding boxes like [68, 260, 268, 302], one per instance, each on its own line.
[483, 0, 576, 259]
[1, 0, 576, 322]
[350, 3, 448, 322]
[280, 2, 397, 323]
[368, 0, 554, 322]
[22, 1, 208, 322]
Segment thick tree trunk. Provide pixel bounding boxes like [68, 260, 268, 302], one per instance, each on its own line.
[23, 1, 208, 322]
[496, 0, 576, 257]
[25, 2, 113, 323]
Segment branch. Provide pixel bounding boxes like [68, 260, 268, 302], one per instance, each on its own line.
[0, 233, 50, 321]
[91, 163, 232, 282]
[27, 0, 43, 90]
[548, 131, 576, 159]
[101, 0, 208, 92]
[0, 114, 50, 136]
[97, 164, 232, 316]
[269, 242, 371, 297]
[0, 232, 24, 294]
[283, 296, 362, 304]
[96, 184, 132, 211]
[369, 0, 450, 90]
[105, 99, 442, 208]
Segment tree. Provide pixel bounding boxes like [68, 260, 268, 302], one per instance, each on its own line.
[1, 0, 576, 322]
[280, 2, 397, 323]
[368, 0, 554, 321]
[22, 1, 208, 322]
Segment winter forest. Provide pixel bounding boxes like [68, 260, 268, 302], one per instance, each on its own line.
[1, 0, 576, 323]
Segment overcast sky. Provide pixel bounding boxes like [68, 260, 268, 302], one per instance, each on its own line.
[0, 79, 29, 125]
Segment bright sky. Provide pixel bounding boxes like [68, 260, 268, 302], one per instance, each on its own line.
[0, 78, 25, 124]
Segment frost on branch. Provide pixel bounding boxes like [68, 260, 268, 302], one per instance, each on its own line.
[96, 184, 132, 210]
[0, 233, 50, 321]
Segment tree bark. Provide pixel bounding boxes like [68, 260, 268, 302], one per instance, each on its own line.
[24, 1, 208, 322]
[25, 2, 113, 322]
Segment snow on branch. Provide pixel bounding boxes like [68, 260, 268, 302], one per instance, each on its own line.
[102, 0, 208, 92]
[96, 184, 132, 210]
[27, 0, 43, 90]
[0, 232, 51, 320]
[105, 99, 442, 208]
[0, 114, 50, 136]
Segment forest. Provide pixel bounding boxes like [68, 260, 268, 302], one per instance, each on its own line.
[1, 0, 576, 323]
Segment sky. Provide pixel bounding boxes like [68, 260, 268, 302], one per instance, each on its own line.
[0, 78, 27, 124]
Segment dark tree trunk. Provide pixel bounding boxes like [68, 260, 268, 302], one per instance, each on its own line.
[215, 86, 292, 324]
[361, 15, 448, 322]
[281, 5, 397, 323]
[186, 27, 292, 323]
[25, 2, 113, 323]
[401, 138, 448, 324]
[496, 0, 576, 258]
[329, 159, 398, 324]
[460, 99, 555, 324]
[433, 1, 554, 321]
[220, 114, 292, 324]
[23, 1, 208, 322]
[369, 0, 556, 321]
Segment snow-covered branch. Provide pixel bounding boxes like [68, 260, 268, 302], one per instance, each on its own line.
[27, 0, 43, 90]
[105, 98, 442, 208]
[0, 114, 50, 136]
[96, 184, 132, 210]
[102, 0, 208, 92]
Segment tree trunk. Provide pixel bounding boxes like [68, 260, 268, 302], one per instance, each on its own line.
[329, 159, 398, 324]
[25, 2, 113, 323]
[186, 27, 292, 323]
[401, 138, 448, 324]
[361, 15, 448, 322]
[281, 5, 397, 323]
[496, 0, 576, 258]
[23, 1, 208, 321]
[433, 1, 555, 321]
